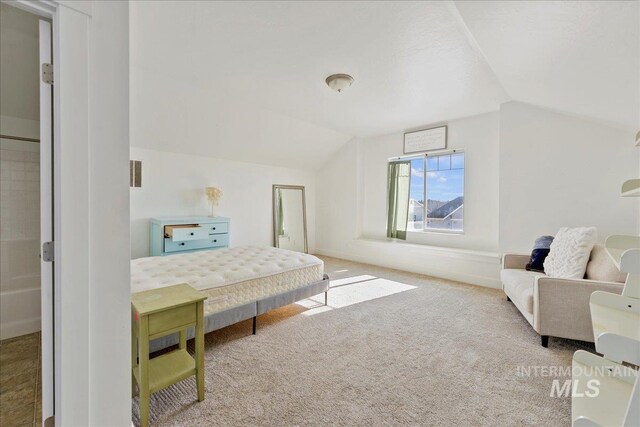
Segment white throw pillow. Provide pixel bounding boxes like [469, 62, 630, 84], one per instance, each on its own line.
[543, 227, 597, 279]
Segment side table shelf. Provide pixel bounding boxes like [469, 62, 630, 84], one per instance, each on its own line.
[132, 349, 196, 394]
[132, 284, 207, 427]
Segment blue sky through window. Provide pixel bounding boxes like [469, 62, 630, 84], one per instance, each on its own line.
[409, 155, 464, 202]
[427, 169, 463, 201]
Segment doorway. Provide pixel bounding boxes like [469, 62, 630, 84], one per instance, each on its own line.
[0, 3, 52, 426]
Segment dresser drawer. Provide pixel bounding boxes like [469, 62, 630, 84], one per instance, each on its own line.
[148, 303, 196, 336]
[205, 222, 229, 235]
[151, 217, 231, 257]
[164, 234, 229, 253]
[165, 225, 209, 242]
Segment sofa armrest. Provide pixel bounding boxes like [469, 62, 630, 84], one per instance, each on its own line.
[502, 253, 530, 270]
[533, 277, 624, 342]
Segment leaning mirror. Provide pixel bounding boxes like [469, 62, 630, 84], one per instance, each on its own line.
[273, 185, 308, 253]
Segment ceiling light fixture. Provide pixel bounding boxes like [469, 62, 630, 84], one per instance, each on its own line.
[325, 74, 354, 93]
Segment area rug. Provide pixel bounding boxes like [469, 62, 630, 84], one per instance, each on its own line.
[132, 256, 588, 426]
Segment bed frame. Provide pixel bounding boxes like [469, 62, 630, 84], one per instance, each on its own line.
[149, 274, 330, 352]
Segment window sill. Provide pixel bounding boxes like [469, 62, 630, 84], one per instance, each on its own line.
[408, 229, 464, 236]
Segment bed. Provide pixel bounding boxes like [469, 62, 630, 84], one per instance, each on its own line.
[131, 246, 329, 352]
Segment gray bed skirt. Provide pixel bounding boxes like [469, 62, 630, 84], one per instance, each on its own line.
[149, 274, 330, 353]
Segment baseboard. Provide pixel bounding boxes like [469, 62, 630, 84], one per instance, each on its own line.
[0, 316, 41, 340]
[315, 242, 502, 289]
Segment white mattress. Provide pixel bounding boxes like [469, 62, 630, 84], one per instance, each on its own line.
[131, 245, 323, 295]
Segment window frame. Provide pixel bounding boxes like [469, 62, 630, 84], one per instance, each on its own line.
[388, 148, 465, 234]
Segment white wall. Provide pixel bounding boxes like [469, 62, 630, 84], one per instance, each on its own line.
[316, 112, 503, 288]
[360, 112, 500, 252]
[0, 3, 40, 124]
[316, 103, 639, 288]
[315, 137, 361, 248]
[0, 116, 39, 140]
[499, 102, 639, 253]
[130, 147, 317, 259]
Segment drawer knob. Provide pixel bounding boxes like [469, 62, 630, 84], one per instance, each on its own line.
[180, 242, 185, 246]
[190, 232, 194, 235]
[212, 227, 216, 230]
[213, 239, 217, 243]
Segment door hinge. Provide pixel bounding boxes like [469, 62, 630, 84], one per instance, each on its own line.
[42, 63, 53, 84]
[42, 241, 55, 262]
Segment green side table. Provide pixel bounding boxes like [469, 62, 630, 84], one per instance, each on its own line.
[131, 283, 207, 427]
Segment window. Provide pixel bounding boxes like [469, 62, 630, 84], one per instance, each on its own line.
[405, 151, 464, 232]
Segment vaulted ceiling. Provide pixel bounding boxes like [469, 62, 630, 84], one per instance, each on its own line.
[130, 1, 639, 169]
[455, 0, 639, 132]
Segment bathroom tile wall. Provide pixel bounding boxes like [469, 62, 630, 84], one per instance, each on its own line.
[0, 141, 41, 339]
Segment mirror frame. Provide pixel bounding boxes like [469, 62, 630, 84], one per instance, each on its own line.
[272, 184, 308, 254]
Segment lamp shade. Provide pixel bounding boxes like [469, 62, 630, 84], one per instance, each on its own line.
[205, 187, 223, 203]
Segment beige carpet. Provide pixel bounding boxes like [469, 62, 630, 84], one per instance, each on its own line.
[133, 256, 591, 426]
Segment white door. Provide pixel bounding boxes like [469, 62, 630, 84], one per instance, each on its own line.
[39, 18, 54, 425]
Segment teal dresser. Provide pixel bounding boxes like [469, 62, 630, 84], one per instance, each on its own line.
[150, 216, 230, 256]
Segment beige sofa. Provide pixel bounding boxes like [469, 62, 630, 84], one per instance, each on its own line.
[501, 245, 626, 347]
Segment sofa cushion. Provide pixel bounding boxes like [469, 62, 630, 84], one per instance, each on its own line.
[501, 269, 545, 315]
[544, 227, 597, 279]
[586, 245, 627, 283]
